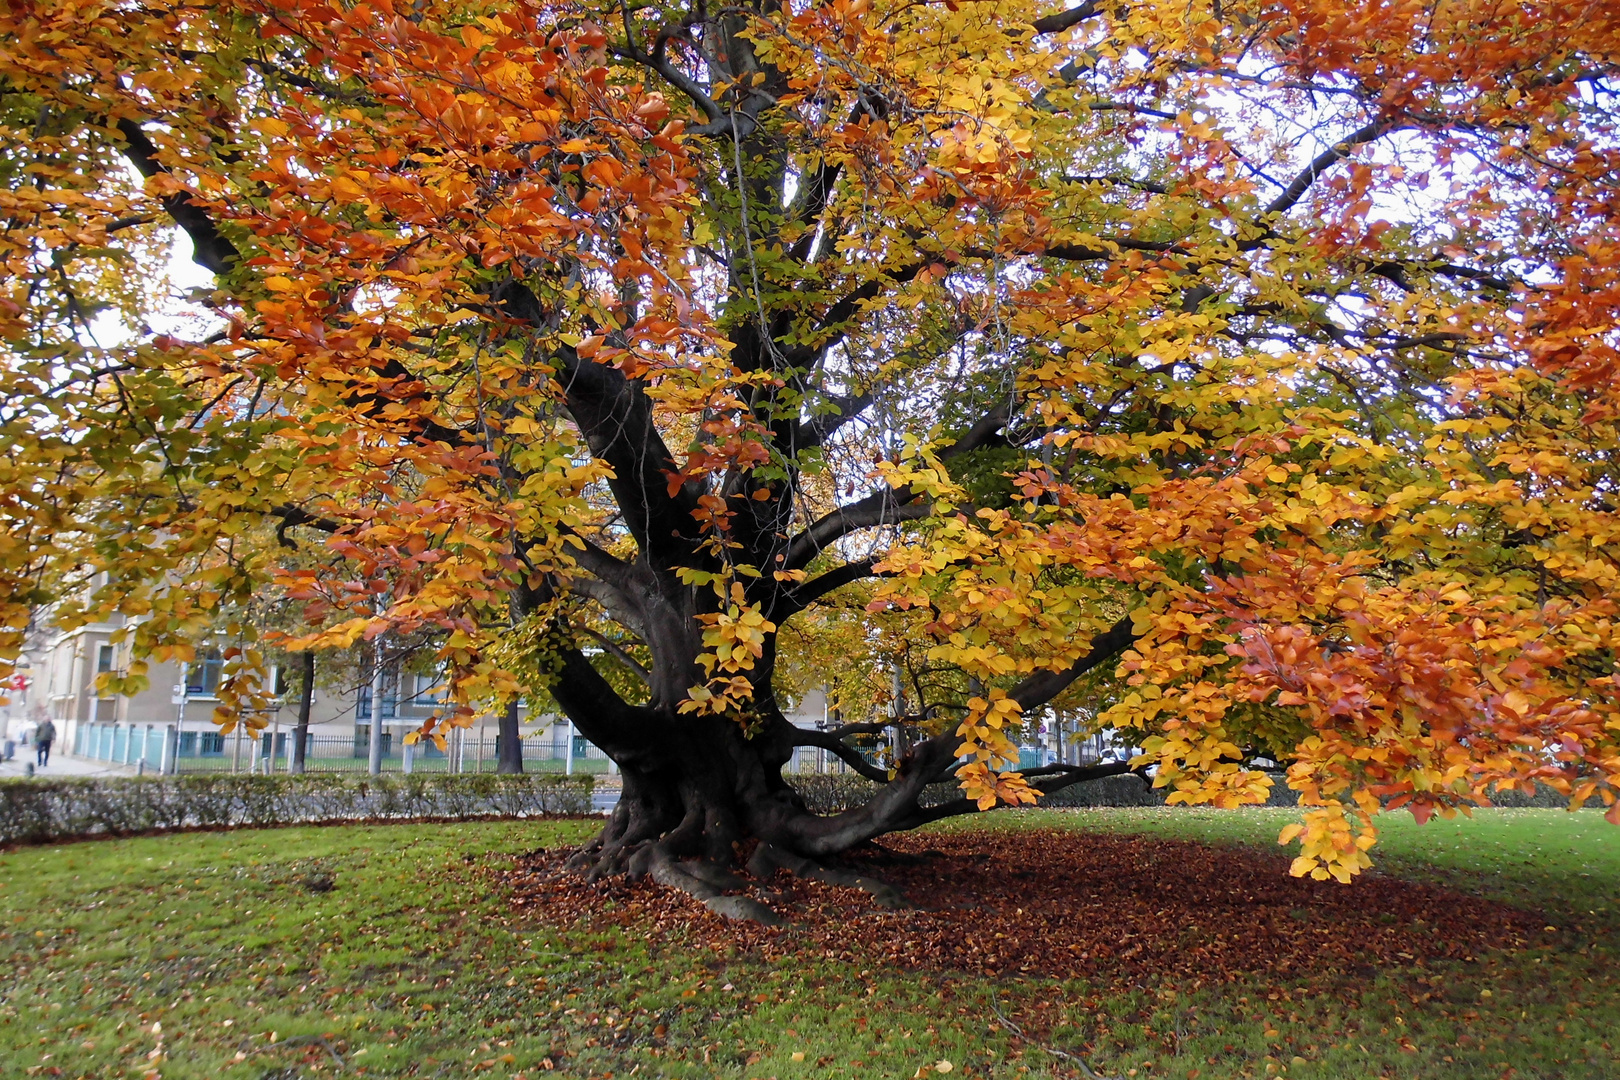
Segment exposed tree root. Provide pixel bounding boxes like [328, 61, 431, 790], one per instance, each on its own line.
[563, 807, 783, 924]
[648, 849, 783, 925]
[988, 999, 1123, 1080]
[554, 757, 925, 923]
[750, 842, 909, 910]
[562, 829, 911, 925]
[563, 835, 910, 924]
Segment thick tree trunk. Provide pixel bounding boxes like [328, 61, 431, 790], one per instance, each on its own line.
[558, 699, 967, 918]
[528, 505, 1139, 922]
[497, 699, 524, 774]
[289, 649, 315, 775]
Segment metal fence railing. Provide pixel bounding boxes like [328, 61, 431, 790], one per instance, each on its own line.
[70, 724, 614, 775]
[72, 724, 1106, 776]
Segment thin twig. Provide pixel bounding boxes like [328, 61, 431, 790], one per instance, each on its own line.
[263, 1033, 347, 1071]
[988, 998, 1122, 1080]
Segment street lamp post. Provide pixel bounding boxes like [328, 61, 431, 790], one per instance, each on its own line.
[167, 661, 189, 776]
[367, 638, 386, 776]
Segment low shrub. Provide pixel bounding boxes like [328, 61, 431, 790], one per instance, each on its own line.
[788, 774, 960, 816]
[789, 771, 1191, 814]
[1039, 773, 1310, 808]
[787, 771, 1310, 813]
[1478, 783, 1585, 809]
[1034, 775, 1582, 810]
[0, 772, 594, 846]
[1035, 773, 1170, 808]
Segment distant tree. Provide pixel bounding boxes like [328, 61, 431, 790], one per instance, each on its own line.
[3, 0, 1617, 907]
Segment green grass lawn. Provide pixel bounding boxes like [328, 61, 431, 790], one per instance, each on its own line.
[0, 809, 1615, 1079]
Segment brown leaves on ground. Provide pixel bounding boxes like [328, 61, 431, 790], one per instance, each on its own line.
[499, 828, 1546, 983]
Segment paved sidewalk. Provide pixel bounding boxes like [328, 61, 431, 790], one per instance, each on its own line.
[0, 751, 135, 779]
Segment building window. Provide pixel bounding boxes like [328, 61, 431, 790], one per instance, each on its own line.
[358, 667, 398, 718]
[200, 731, 225, 756]
[95, 644, 115, 699]
[185, 650, 225, 697]
[413, 671, 445, 706]
[357, 683, 397, 719]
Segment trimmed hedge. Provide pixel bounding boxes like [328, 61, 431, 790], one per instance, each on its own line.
[1036, 774, 1307, 808]
[788, 774, 960, 816]
[1036, 777, 1594, 810]
[788, 772, 1586, 815]
[788, 771, 1184, 814]
[1036, 773, 1172, 808]
[0, 772, 595, 846]
[1472, 783, 1587, 809]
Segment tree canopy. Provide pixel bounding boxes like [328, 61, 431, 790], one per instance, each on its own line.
[3, 0, 1618, 893]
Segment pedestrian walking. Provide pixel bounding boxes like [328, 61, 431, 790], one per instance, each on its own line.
[34, 718, 55, 768]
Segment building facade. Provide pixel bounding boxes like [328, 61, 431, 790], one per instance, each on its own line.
[9, 612, 598, 772]
[9, 611, 835, 774]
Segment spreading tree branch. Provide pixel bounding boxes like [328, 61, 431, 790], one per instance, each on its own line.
[1009, 614, 1136, 710]
[784, 399, 1014, 569]
[788, 728, 894, 782]
[1266, 119, 1396, 216]
[113, 119, 240, 275]
[900, 760, 1143, 827]
[581, 627, 652, 684]
[269, 503, 341, 535]
[784, 501, 931, 571]
[775, 558, 885, 617]
[1030, 0, 1108, 36]
[562, 577, 649, 640]
[492, 281, 702, 570]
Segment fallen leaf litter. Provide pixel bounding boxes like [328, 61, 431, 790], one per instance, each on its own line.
[499, 828, 1545, 981]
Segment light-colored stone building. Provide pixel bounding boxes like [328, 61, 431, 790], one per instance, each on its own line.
[11, 610, 601, 773]
[11, 608, 832, 774]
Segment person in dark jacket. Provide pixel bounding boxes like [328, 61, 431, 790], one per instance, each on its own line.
[34, 718, 55, 767]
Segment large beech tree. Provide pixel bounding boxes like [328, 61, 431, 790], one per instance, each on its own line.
[4, 0, 1619, 909]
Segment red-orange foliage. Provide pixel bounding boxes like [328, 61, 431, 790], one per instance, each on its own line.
[2, 0, 1617, 883]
